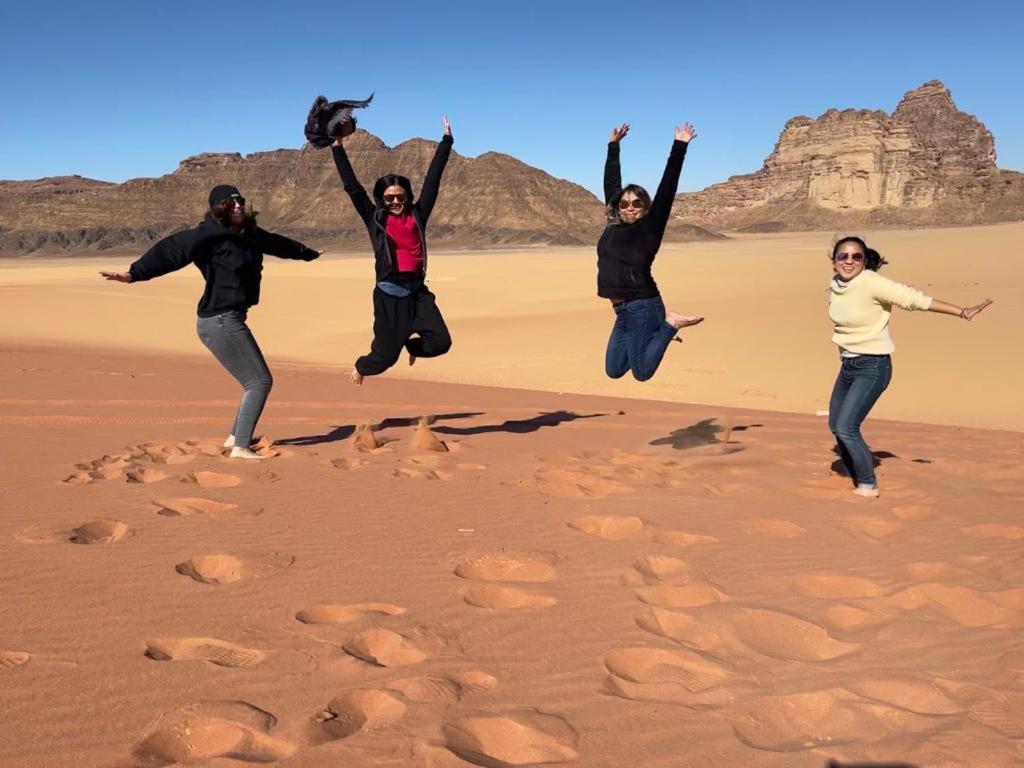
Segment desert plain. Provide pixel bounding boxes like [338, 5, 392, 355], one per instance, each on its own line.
[1, 223, 1023, 768]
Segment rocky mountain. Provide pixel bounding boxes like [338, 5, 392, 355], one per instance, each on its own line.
[0, 131, 722, 256]
[672, 81, 1024, 231]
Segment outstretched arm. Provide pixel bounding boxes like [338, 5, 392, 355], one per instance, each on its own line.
[417, 116, 454, 224]
[331, 138, 375, 225]
[604, 123, 628, 204]
[248, 228, 321, 261]
[647, 123, 696, 235]
[100, 228, 197, 284]
[928, 297, 993, 320]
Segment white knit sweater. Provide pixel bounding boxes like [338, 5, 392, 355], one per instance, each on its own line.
[828, 270, 933, 355]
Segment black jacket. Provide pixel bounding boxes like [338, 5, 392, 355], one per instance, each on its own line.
[596, 139, 688, 301]
[332, 135, 453, 283]
[128, 215, 319, 317]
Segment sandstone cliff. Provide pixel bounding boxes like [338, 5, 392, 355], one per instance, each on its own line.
[673, 81, 1024, 231]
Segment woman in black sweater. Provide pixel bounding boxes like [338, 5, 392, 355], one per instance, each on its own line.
[598, 122, 703, 382]
[331, 117, 454, 386]
[100, 185, 320, 459]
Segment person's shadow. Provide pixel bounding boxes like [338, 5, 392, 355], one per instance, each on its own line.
[830, 447, 899, 479]
[276, 411, 484, 447]
[649, 418, 761, 450]
[434, 410, 607, 436]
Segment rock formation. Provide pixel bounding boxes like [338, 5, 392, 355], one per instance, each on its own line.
[673, 81, 1024, 231]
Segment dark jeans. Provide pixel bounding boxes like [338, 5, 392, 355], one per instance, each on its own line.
[356, 285, 452, 376]
[605, 295, 678, 382]
[828, 354, 893, 487]
[196, 310, 272, 447]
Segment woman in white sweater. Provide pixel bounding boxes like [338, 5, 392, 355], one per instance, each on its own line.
[827, 236, 992, 497]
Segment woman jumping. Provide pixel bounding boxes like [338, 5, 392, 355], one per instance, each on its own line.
[827, 235, 992, 496]
[332, 117, 454, 386]
[100, 185, 321, 459]
[598, 121, 703, 382]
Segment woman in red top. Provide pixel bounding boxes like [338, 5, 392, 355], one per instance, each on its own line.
[332, 117, 454, 385]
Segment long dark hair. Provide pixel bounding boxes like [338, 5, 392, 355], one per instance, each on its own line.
[831, 235, 888, 271]
[373, 174, 415, 210]
[607, 184, 652, 225]
[208, 199, 259, 233]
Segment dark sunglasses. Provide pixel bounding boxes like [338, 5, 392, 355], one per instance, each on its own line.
[618, 199, 646, 210]
[834, 252, 865, 263]
[216, 194, 245, 207]
[383, 193, 407, 204]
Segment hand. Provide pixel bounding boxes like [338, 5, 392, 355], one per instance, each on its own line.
[442, 115, 452, 136]
[100, 271, 133, 283]
[610, 122, 629, 143]
[675, 122, 697, 143]
[961, 298, 993, 321]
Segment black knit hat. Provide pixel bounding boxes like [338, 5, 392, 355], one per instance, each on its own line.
[208, 184, 242, 207]
[305, 93, 374, 148]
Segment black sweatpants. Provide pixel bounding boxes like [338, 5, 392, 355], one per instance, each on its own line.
[355, 286, 452, 376]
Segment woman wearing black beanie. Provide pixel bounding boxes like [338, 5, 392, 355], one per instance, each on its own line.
[100, 185, 321, 459]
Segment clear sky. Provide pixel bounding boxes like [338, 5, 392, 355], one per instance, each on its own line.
[2, 0, 1021, 198]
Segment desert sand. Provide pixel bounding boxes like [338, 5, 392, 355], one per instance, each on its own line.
[0, 223, 1020, 431]
[1, 226, 1023, 767]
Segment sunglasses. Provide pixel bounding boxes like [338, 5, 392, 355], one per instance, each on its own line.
[383, 193, 407, 204]
[618, 199, 646, 210]
[216, 194, 245, 207]
[834, 252, 865, 263]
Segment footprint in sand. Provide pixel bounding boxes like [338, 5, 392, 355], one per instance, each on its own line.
[841, 515, 904, 540]
[637, 605, 860, 662]
[891, 504, 934, 521]
[68, 519, 129, 545]
[62, 471, 94, 485]
[604, 646, 734, 708]
[962, 523, 1024, 540]
[343, 628, 426, 667]
[133, 700, 295, 765]
[652, 530, 719, 547]
[296, 603, 406, 625]
[879, 583, 1020, 628]
[443, 710, 579, 767]
[454, 553, 558, 583]
[1, 651, 31, 671]
[387, 670, 498, 704]
[350, 423, 394, 454]
[314, 689, 407, 742]
[91, 464, 126, 481]
[331, 457, 369, 471]
[790, 573, 887, 599]
[153, 497, 240, 518]
[185, 471, 241, 488]
[732, 688, 937, 751]
[394, 466, 452, 481]
[635, 582, 729, 609]
[753, 519, 806, 539]
[531, 468, 632, 499]
[632, 554, 689, 584]
[569, 515, 645, 541]
[175, 555, 244, 585]
[464, 584, 557, 610]
[847, 675, 963, 715]
[126, 466, 168, 484]
[934, 679, 1024, 738]
[145, 638, 265, 668]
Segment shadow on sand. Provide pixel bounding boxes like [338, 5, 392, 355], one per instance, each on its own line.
[276, 411, 484, 447]
[648, 417, 762, 451]
[433, 410, 608, 436]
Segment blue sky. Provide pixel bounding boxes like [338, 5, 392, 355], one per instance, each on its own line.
[2, 0, 1021, 197]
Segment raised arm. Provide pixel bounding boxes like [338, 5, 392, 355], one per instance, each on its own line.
[247, 228, 321, 261]
[331, 140, 375, 225]
[416, 116, 454, 224]
[647, 123, 696, 235]
[99, 228, 197, 284]
[604, 122, 628, 204]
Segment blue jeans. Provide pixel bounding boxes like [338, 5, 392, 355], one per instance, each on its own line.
[196, 310, 273, 447]
[605, 296, 678, 382]
[828, 355, 892, 487]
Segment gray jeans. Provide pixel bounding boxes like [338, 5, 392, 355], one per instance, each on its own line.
[196, 310, 272, 447]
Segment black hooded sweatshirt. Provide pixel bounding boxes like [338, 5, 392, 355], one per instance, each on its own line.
[128, 215, 319, 317]
[596, 139, 688, 301]
[331, 135, 453, 283]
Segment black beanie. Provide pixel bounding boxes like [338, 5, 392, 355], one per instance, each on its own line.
[208, 184, 241, 207]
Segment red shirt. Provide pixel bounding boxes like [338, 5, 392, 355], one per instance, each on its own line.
[385, 214, 423, 273]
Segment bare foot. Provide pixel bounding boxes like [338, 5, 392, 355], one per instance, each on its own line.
[350, 369, 364, 387]
[852, 486, 880, 498]
[666, 310, 704, 330]
[229, 446, 267, 461]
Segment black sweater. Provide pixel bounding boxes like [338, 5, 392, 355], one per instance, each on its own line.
[128, 216, 319, 317]
[332, 134, 453, 283]
[596, 139, 688, 301]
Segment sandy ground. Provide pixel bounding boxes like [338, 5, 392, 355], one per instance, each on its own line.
[2, 342, 1024, 768]
[0, 223, 1019, 431]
